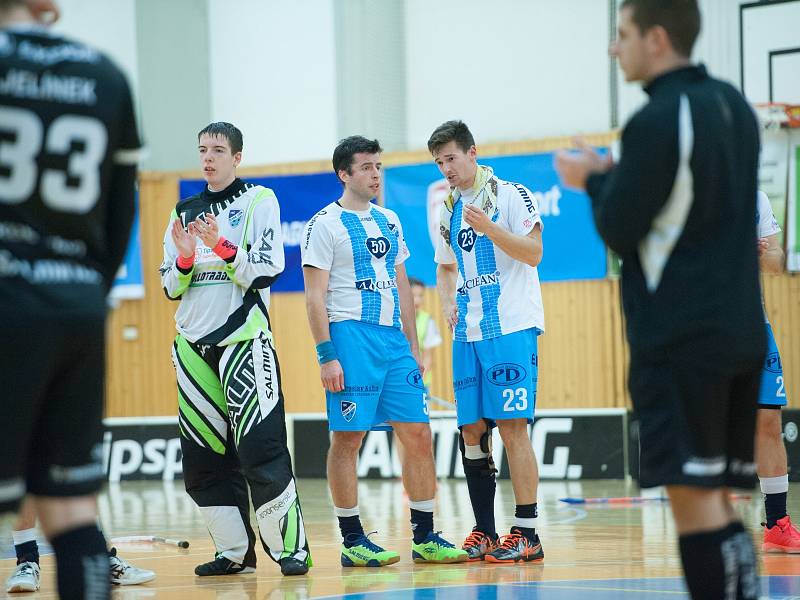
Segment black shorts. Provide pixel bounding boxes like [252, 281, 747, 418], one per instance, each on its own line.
[0, 315, 106, 513]
[629, 355, 761, 490]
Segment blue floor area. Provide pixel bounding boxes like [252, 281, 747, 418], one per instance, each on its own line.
[325, 576, 800, 599]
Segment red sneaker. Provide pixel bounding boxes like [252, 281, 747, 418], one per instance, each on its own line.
[762, 515, 800, 554]
[461, 529, 498, 561]
[485, 528, 544, 564]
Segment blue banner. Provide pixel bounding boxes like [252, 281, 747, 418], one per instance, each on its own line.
[179, 173, 341, 292]
[383, 152, 607, 284]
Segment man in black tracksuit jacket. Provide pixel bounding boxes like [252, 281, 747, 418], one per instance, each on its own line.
[556, 2, 764, 599]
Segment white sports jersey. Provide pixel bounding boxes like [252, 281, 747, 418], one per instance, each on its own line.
[757, 191, 781, 239]
[435, 178, 544, 342]
[302, 202, 410, 328]
[756, 190, 781, 323]
[160, 180, 284, 345]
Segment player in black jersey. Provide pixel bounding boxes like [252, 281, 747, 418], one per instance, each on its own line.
[556, 2, 763, 599]
[0, 0, 142, 597]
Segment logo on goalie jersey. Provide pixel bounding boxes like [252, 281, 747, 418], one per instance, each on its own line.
[228, 209, 243, 228]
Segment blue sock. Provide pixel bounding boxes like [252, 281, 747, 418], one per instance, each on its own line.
[513, 503, 538, 540]
[15, 540, 39, 565]
[765, 492, 788, 529]
[463, 457, 497, 537]
[410, 509, 433, 544]
[338, 515, 364, 546]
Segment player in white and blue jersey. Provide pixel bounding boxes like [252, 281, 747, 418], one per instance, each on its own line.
[301, 136, 468, 567]
[431, 121, 545, 564]
[754, 191, 799, 552]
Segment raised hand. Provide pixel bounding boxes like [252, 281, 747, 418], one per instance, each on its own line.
[171, 218, 196, 259]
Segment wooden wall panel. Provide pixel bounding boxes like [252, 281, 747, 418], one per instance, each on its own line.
[105, 175, 180, 416]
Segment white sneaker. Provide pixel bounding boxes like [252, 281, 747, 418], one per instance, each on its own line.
[109, 548, 156, 585]
[6, 561, 40, 593]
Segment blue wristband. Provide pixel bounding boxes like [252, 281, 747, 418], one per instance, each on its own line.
[316, 340, 338, 365]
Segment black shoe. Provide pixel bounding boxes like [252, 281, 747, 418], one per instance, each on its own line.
[279, 557, 309, 576]
[195, 555, 256, 576]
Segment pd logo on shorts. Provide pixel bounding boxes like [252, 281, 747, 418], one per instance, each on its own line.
[406, 369, 424, 390]
[487, 363, 527, 386]
[229, 209, 243, 228]
[341, 400, 357, 422]
[366, 237, 390, 259]
[764, 352, 782, 374]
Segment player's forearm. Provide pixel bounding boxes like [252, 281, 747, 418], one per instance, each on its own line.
[305, 294, 332, 344]
[760, 247, 785, 274]
[102, 164, 137, 290]
[485, 224, 542, 267]
[436, 264, 457, 306]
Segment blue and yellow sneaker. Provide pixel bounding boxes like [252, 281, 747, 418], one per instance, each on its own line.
[341, 533, 400, 567]
[411, 532, 469, 564]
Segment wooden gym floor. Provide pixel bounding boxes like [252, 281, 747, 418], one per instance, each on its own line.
[2, 479, 799, 599]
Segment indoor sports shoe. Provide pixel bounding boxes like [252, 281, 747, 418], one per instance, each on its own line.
[462, 528, 499, 561]
[762, 515, 800, 553]
[109, 548, 156, 585]
[341, 533, 400, 567]
[194, 554, 256, 576]
[279, 556, 310, 576]
[485, 528, 544, 563]
[6, 561, 40, 593]
[411, 531, 469, 564]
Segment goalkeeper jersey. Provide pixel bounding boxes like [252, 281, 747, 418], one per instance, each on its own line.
[159, 178, 284, 345]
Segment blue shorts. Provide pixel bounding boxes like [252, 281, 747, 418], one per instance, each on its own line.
[327, 320, 428, 431]
[452, 328, 539, 427]
[759, 323, 787, 407]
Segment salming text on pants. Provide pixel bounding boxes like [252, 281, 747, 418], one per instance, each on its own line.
[172, 333, 310, 566]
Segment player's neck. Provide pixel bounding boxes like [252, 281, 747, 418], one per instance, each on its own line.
[339, 190, 372, 212]
[207, 174, 236, 193]
[642, 56, 692, 86]
[457, 167, 478, 193]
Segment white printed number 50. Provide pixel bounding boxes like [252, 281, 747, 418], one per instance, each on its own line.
[0, 106, 108, 213]
[502, 387, 528, 411]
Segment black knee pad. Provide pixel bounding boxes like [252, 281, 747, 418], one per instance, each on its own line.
[459, 427, 497, 476]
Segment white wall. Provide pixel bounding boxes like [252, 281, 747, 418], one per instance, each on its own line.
[207, 0, 337, 167]
[53, 0, 139, 95]
[404, 0, 611, 149]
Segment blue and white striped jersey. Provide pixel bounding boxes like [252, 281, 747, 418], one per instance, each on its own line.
[302, 202, 410, 328]
[435, 178, 545, 342]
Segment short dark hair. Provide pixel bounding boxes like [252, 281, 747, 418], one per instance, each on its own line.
[197, 122, 243, 154]
[408, 277, 425, 288]
[332, 136, 382, 183]
[621, 0, 701, 58]
[427, 120, 475, 155]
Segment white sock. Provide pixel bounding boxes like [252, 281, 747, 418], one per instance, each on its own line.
[12, 528, 37, 547]
[334, 505, 360, 518]
[759, 474, 789, 495]
[408, 499, 435, 513]
[465, 444, 489, 460]
[514, 517, 537, 529]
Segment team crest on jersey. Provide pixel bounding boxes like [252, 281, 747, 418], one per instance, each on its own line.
[341, 400, 357, 422]
[228, 209, 243, 228]
[366, 236, 390, 259]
